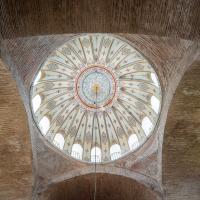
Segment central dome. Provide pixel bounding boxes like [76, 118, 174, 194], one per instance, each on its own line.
[30, 34, 162, 163]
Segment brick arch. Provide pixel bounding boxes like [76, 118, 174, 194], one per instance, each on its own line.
[162, 61, 200, 199]
[39, 173, 160, 200]
[50, 166, 163, 196]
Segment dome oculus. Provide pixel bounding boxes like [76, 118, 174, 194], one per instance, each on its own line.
[30, 34, 162, 163]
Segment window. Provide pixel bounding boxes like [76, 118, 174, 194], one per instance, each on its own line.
[32, 94, 41, 112]
[151, 96, 160, 114]
[142, 116, 153, 136]
[39, 116, 50, 135]
[151, 73, 159, 87]
[34, 71, 41, 85]
[53, 133, 65, 150]
[71, 144, 83, 160]
[91, 147, 101, 163]
[110, 144, 121, 160]
[128, 134, 139, 150]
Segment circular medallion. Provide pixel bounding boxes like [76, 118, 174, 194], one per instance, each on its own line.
[75, 66, 118, 111]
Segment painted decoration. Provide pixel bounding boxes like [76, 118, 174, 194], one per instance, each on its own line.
[30, 34, 162, 163]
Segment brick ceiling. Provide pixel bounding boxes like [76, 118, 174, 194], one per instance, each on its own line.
[0, 1, 200, 200]
[0, 0, 200, 39]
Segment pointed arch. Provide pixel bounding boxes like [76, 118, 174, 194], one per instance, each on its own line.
[128, 134, 139, 150]
[151, 73, 159, 87]
[142, 117, 153, 136]
[53, 133, 65, 149]
[91, 147, 101, 163]
[151, 96, 160, 114]
[71, 143, 83, 160]
[32, 94, 41, 112]
[39, 116, 50, 135]
[110, 144, 121, 160]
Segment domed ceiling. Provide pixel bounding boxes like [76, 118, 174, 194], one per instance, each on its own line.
[30, 34, 162, 163]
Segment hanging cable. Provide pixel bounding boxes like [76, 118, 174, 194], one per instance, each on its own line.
[93, 70, 98, 200]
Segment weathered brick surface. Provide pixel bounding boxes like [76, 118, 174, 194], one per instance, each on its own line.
[0, 0, 200, 40]
[163, 61, 200, 200]
[0, 33, 199, 200]
[0, 60, 33, 200]
[39, 173, 160, 200]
